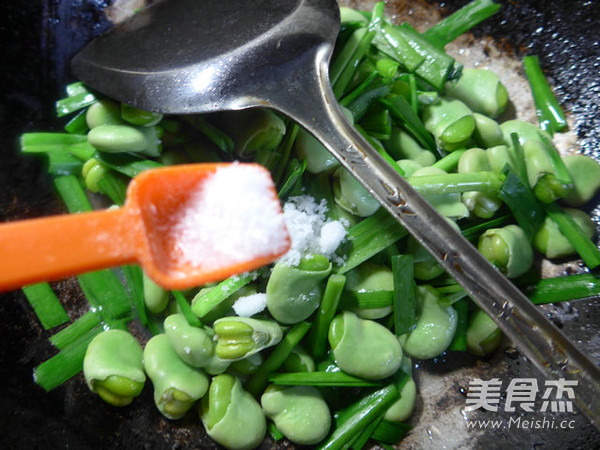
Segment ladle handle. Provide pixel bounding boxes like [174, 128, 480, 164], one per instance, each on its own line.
[0, 207, 139, 291]
[274, 52, 600, 429]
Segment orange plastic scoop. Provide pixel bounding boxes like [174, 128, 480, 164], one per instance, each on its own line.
[0, 162, 290, 292]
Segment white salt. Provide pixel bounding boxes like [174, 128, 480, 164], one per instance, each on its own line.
[232, 293, 267, 317]
[171, 163, 289, 268]
[278, 195, 348, 266]
[319, 220, 348, 256]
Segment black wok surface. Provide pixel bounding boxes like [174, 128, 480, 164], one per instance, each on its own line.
[0, 0, 599, 448]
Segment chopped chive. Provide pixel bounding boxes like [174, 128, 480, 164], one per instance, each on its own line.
[47, 150, 84, 176]
[48, 311, 102, 350]
[278, 158, 306, 199]
[22, 283, 69, 330]
[65, 81, 90, 97]
[172, 291, 202, 327]
[182, 116, 234, 154]
[396, 23, 458, 90]
[346, 82, 392, 121]
[526, 273, 600, 304]
[77, 269, 133, 321]
[371, 419, 412, 444]
[537, 132, 574, 189]
[358, 103, 392, 139]
[423, 0, 500, 49]
[339, 72, 378, 108]
[191, 272, 254, 319]
[307, 274, 346, 360]
[268, 422, 285, 441]
[498, 168, 545, 240]
[343, 290, 393, 310]
[68, 142, 97, 162]
[543, 202, 600, 269]
[460, 213, 513, 240]
[336, 209, 408, 274]
[271, 123, 299, 185]
[20, 132, 89, 154]
[269, 371, 380, 387]
[510, 133, 529, 183]
[331, 25, 376, 99]
[431, 148, 466, 172]
[407, 171, 504, 195]
[523, 55, 568, 134]
[55, 90, 97, 117]
[380, 96, 437, 152]
[64, 109, 89, 135]
[448, 298, 468, 351]
[319, 383, 401, 450]
[246, 321, 312, 397]
[53, 175, 93, 213]
[392, 255, 417, 336]
[349, 414, 384, 449]
[94, 152, 163, 178]
[97, 171, 128, 206]
[371, 9, 425, 72]
[34, 329, 99, 391]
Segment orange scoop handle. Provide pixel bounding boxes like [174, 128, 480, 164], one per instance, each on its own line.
[0, 207, 140, 291]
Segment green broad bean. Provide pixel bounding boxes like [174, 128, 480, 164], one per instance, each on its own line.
[328, 310, 403, 380]
[333, 166, 381, 217]
[533, 208, 596, 259]
[164, 314, 214, 367]
[444, 68, 508, 118]
[500, 119, 553, 148]
[563, 154, 600, 207]
[200, 374, 266, 450]
[384, 357, 417, 423]
[296, 107, 353, 174]
[478, 224, 533, 278]
[523, 139, 571, 204]
[261, 384, 331, 445]
[229, 352, 263, 376]
[213, 316, 283, 360]
[220, 108, 286, 158]
[86, 99, 123, 129]
[343, 262, 394, 319]
[81, 158, 108, 193]
[143, 334, 209, 419]
[396, 159, 423, 177]
[422, 97, 475, 152]
[121, 103, 163, 126]
[486, 144, 515, 173]
[462, 191, 503, 219]
[383, 128, 437, 167]
[266, 254, 332, 324]
[143, 271, 169, 314]
[410, 167, 469, 219]
[87, 124, 162, 156]
[458, 150, 502, 218]
[399, 286, 457, 360]
[458, 147, 490, 174]
[472, 113, 505, 148]
[466, 309, 502, 357]
[83, 329, 145, 407]
[282, 346, 315, 373]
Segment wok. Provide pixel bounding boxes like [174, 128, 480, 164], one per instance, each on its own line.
[0, 0, 599, 448]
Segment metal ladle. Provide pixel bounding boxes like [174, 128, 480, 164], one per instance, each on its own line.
[72, 0, 600, 428]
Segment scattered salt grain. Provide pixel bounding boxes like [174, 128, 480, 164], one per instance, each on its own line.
[232, 293, 268, 317]
[170, 163, 289, 268]
[278, 195, 348, 266]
